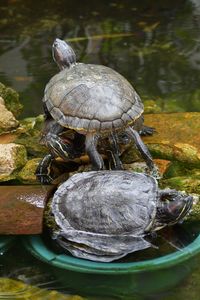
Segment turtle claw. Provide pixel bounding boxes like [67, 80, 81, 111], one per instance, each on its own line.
[146, 165, 161, 180]
[139, 126, 156, 136]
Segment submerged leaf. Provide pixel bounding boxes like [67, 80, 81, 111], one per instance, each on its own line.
[66, 32, 134, 42]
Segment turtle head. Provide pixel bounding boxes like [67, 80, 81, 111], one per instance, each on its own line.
[153, 190, 193, 231]
[52, 38, 76, 70]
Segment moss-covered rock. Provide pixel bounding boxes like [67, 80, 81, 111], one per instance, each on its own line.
[17, 158, 41, 184]
[0, 82, 23, 117]
[15, 114, 47, 157]
[141, 112, 200, 166]
[0, 143, 27, 182]
[161, 174, 200, 194]
[0, 97, 19, 134]
[161, 168, 200, 222]
[121, 143, 141, 164]
[186, 195, 200, 222]
[124, 159, 171, 177]
[163, 161, 194, 178]
[0, 277, 84, 300]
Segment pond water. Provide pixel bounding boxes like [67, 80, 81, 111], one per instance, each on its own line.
[1, 0, 200, 117]
[0, 0, 200, 299]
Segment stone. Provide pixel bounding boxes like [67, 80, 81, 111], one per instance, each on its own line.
[17, 158, 41, 184]
[0, 82, 23, 117]
[163, 161, 190, 179]
[120, 143, 141, 164]
[0, 115, 46, 157]
[15, 115, 47, 157]
[0, 278, 84, 299]
[0, 97, 19, 134]
[0, 186, 53, 234]
[0, 143, 27, 181]
[124, 159, 171, 177]
[186, 194, 200, 222]
[162, 173, 200, 194]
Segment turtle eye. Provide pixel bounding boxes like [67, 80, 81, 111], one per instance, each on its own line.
[53, 42, 58, 48]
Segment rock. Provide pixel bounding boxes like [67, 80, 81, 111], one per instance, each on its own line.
[186, 194, 200, 222]
[0, 115, 46, 158]
[161, 173, 200, 194]
[124, 159, 171, 177]
[154, 159, 172, 175]
[0, 186, 53, 234]
[163, 161, 190, 179]
[15, 115, 47, 157]
[17, 158, 78, 185]
[0, 143, 27, 181]
[17, 158, 41, 184]
[0, 82, 23, 117]
[121, 143, 141, 164]
[0, 97, 19, 134]
[0, 278, 84, 299]
[125, 112, 200, 166]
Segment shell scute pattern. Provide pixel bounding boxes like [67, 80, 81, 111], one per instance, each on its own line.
[44, 64, 143, 133]
[52, 171, 157, 236]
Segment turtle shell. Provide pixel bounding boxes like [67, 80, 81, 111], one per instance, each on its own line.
[44, 64, 143, 134]
[51, 171, 158, 262]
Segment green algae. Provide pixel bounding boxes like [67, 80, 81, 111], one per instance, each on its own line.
[0, 277, 85, 300]
[162, 175, 200, 194]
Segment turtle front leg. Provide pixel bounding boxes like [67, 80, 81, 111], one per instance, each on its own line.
[36, 123, 76, 184]
[37, 134, 75, 184]
[125, 126, 159, 178]
[85, 133, 105, 170]
[46, 132, 75, 161]
[36, 153, 54, 184]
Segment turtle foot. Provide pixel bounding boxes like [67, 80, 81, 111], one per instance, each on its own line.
[36, 173, 53, 185]
[146, 165, 161, 180]
[139, 125, 156, 136]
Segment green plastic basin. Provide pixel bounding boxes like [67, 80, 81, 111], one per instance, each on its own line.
[0, 236, 15, 254]
[23, 234, 200, 298]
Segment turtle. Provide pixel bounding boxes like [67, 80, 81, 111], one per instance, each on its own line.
[36, 38, 157, 184]
[48, 171, 193, 262]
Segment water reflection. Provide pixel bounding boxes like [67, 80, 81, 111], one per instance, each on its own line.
[0, 0, 200, 117]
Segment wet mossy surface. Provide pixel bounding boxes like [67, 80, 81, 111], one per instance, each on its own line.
[0, 278, 85, 300]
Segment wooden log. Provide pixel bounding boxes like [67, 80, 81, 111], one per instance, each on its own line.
[0, 185, 53, 234]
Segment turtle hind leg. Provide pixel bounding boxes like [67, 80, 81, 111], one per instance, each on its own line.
[125, 126, 159, 178]
[107, 132, 124, 170]
[85, 133, 104, 170]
